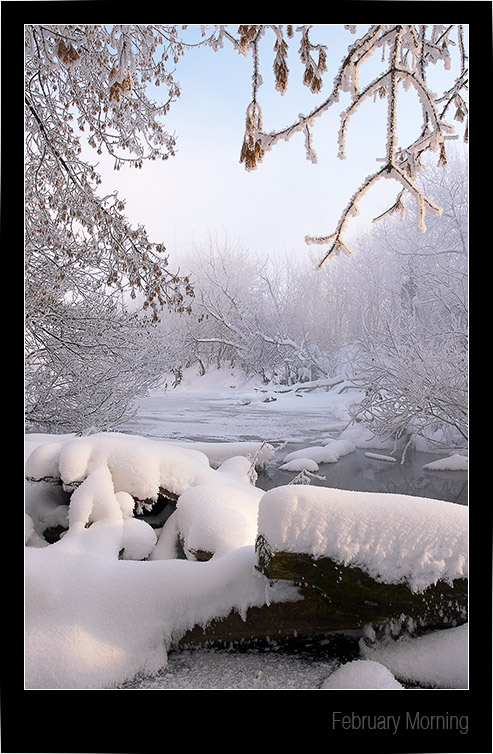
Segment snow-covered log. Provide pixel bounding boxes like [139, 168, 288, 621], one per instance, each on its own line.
[25, 432, 274, 502]
[255, 541, 467, 634]
[255, 486, 467, 632]
[179, 484, 467, 647]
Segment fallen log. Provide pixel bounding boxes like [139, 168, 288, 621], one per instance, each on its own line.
[255, 535, 467, 632]
[178, 584, 364, 650]
[177, 543, 467, 650]
[178, 485, 468, 648]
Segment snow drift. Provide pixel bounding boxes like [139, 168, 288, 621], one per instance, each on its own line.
[25, 431, 468, 690]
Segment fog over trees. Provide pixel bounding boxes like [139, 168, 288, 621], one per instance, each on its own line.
[156, 155, 467, 451]
[24, 25, 468, 446]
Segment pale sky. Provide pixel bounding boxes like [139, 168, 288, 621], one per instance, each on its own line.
[93, 24, 467, 267]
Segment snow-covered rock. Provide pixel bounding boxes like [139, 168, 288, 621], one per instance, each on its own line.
[280, 457, 320, 473]
[321, 659, 403, 690]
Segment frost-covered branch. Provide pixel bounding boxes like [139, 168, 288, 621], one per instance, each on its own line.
[25, 24, 200, 431]
[232, 24, 468, 264]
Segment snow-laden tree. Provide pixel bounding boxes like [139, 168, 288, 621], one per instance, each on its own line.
[348, 156, 468, 455]
[25, 294, 178, 432]
[25, 24, 469, 430]
[176, 236, 336, 385]
[25, 25, 197, 431]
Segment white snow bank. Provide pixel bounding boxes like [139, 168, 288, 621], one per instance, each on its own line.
[321, 659, 403, 689]
[361, 624, 468, 689]
[176, 456, 263, 558]
[165, 366, 261, 396]
[25, 539, 296, 689]
[257, 485, 467, 592]
[26, 432, 216, 500]
[424, 454, 468, 472]
[282, 439, 356, 466]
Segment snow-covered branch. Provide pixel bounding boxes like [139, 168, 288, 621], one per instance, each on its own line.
[25, 24, 199, 431]
[232, 24, 468, 264]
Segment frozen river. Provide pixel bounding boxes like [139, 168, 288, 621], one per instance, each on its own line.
[117, 386, 348, 444]
[117, 386, 468, 505]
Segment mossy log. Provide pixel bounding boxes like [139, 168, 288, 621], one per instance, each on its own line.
[178, 536, 467, 649]
[255, 534, 468, 632]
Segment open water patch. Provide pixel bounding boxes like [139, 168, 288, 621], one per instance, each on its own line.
[258, 445, 467, 505]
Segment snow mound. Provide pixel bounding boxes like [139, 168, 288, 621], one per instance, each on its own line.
[361, 623, 468, 689]
[176, 457, 263, 558]
[282, 439, 356, 465]
[120, 516, 158, 560]
[280, 458, 320, 473]
[423, 453, 468, 471]
[321, 659, 403, 689]
[257, 485, 468, 592]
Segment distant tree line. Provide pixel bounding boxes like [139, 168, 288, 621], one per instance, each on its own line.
[156, 157, 467, 449]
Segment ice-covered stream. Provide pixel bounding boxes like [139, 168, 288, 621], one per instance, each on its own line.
[116, 378, 468, 506]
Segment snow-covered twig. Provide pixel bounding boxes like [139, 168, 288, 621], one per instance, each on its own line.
[234, 24, 467, 265]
